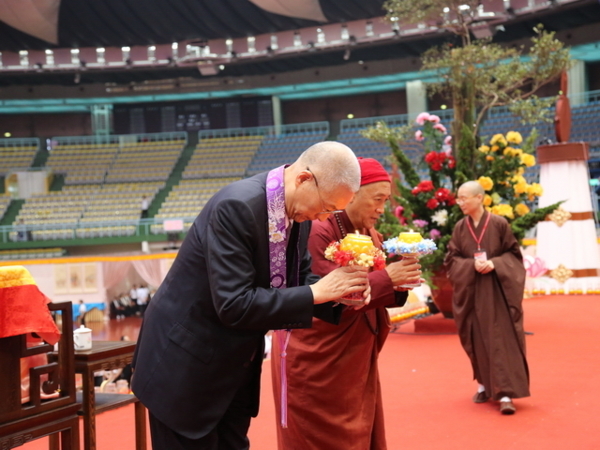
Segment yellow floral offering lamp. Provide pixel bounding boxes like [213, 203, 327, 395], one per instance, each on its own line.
[324, 231, 387, 305]
[339, 232, 376, 254]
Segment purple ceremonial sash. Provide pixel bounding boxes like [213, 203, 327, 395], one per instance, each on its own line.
[266, 165, 292, 428]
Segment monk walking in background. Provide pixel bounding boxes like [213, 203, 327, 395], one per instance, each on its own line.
[445, 180, 530, 415]
[272, 158, 422, 449]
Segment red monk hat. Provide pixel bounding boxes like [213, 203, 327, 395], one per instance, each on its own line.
[358, 157, 391, 186]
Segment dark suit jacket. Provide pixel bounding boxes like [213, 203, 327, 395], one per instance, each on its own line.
[131, 172, 340, 439]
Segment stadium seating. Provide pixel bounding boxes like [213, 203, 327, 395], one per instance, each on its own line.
[6, 94, 600, 245]
[104, 139, 185, 183]
[183, 135, 262, 179]
[0, 195, 11, 221]
[246, 130, 328, 176]
[152, 177, 239, 233]
[0, 247, 66, 260]
[10, 181, 163, 241]
[76, 181, 164, 238]
[0, 139, 39, 177]
[46, 143, 120, 185]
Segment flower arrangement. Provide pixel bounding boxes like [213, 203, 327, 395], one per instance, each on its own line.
[383, 232, 437, 257]
[324, 233, 386, 302]
[362, 112, 561, 279]
[476, 132, 543, 221]
[324, 240, 386, 270]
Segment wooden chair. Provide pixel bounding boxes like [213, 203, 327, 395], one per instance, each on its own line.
[0, 301, 81, 450]
[83, 307, 104, 323]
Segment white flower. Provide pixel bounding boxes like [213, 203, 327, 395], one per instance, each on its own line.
[431, 209, 448, 226]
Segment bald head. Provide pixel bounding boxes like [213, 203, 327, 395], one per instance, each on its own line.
[459, 181, 485, 197]
[284, 141, 360, 222]
[457, 181, 485, 218]
[295, 141, 361, 194]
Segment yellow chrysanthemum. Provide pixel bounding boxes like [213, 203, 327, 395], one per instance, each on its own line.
[478, 145, 491, 153]
[511, 174, 526, 184]
[483, 195, 493, 206]
[491, 193, 502, 204]
[514, 203, 530, 216]
[517, 167, 525, 175]
[506, 131, 523, 145]
[527, 183, 543, 199]
[486, 155, 494, 161]
[490, 134, 507, 146]
[520, 153, 536, 167]
[477, 176, 494, 191]
[491, 145, 500, 152]
[491, 204, 514, 219]
[503, 146, 522, 157]
[514, 181, 528, 195]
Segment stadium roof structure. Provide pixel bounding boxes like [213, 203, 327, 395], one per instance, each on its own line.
[1, 0, 600, 92]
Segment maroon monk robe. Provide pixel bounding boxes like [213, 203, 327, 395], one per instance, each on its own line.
[445, 211, 530, 401]
[271, 211, 406, 450]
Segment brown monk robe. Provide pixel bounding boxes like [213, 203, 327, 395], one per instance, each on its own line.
[271, 157, 421, 450]
[445, 181, 530, 414]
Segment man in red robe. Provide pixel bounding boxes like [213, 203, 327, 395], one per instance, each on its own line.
[445, 181, 530, 415]
[271, 158, 422, 449]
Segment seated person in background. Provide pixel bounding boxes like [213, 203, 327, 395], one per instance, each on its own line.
[110, 295, 126, 320]
[119, 293, 137, 317]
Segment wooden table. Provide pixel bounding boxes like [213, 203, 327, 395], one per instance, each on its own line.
[52, 341, 146, 450]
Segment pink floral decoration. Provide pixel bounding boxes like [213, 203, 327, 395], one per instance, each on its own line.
[433, 123, 447, 134]
[523, 255, 547, 277]
[394, 206, 407, 225]
[428, 114, 441, 124]
[415, 112, 431, 125]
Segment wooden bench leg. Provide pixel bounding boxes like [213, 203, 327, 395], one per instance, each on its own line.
[49, 433, 60, 450]
[48, 416, 79, 450]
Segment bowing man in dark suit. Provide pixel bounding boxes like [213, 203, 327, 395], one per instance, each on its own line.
[131, 141, 370, 450]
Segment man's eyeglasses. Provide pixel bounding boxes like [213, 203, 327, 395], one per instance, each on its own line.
[456, 195, 477, 204]
[306, 167, 345, 215]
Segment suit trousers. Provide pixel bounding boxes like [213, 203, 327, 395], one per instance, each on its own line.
[148, 361, 258, 450]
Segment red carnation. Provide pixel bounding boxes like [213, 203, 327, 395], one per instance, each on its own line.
[435, 188, 450, 201]
[373, 255, 386, 271]
[417, 180, 434, 192]
[334, 250, 355, 266]
[426, 198, 440, 209]
[424, 152, 437, 164]
[448, 156, 456, 169]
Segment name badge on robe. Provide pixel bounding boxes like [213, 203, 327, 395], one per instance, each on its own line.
[474, 249, 488, 261]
